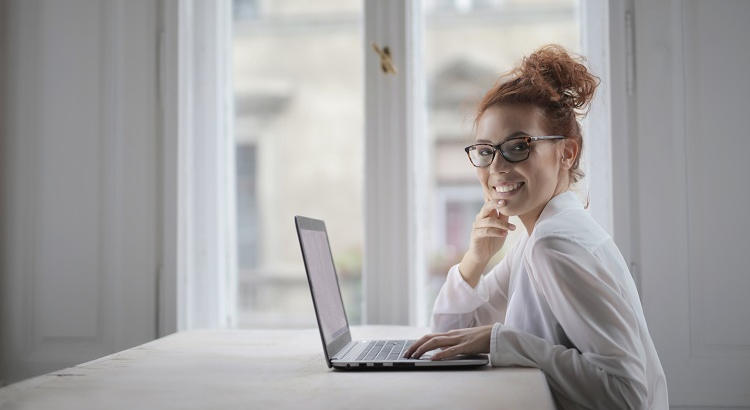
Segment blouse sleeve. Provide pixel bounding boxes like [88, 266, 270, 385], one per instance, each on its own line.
[429, 243, 516, 333]
[489, 235, 648, 409]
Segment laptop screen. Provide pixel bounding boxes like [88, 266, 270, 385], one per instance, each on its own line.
[296, 218, 349, 347]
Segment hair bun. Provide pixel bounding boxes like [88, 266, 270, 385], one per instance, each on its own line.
[517, 44, 599, 115]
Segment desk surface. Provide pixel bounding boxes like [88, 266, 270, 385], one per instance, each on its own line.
[0, 326, 555, 410]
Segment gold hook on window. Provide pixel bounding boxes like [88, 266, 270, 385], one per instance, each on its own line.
[371, 42, 397, 75]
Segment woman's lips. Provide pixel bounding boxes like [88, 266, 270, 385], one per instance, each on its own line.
[492, 182, 525, 199]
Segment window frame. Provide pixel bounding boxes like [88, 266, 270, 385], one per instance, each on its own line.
[159, 0, 237, 334]
[581, 0, 637, 287]
[363, 0, 427, 325]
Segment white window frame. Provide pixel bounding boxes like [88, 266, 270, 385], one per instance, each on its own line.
[159, 0, 237, 334]
[363, 0, 427, 325]
[581, 0, 637, 289]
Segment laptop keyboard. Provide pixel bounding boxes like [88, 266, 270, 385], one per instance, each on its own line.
[355, 340, 415, 362]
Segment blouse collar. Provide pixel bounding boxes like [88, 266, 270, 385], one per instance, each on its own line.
[536, 190, 585, 225]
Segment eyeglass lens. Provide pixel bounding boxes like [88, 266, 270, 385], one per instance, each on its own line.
[468, 139, 530, 166]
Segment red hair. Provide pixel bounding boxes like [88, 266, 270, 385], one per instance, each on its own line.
[475, 44, 600, 186]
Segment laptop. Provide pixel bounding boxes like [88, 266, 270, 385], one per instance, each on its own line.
[295, 215, 489, 369]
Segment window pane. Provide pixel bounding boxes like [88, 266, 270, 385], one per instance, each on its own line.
[233, 0, 363, 328]
[422, 0, 581, 324]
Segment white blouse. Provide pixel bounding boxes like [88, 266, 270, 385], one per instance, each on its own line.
[431, 190, 668, 410]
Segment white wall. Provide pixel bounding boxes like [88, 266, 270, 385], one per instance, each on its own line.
[0, 0, 235, 385]
[0, 0, 160, 385]
[626, 0, 750, 407]
[0, 0, 8, 388]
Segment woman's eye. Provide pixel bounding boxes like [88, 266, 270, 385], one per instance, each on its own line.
[478, 149, 493, 156]
[510, 143, 527, 151]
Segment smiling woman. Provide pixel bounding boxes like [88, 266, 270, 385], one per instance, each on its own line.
[420, 0, 584, 327]
[404, 45, 669, 410]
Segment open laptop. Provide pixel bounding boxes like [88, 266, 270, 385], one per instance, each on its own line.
[295, 215, 489, 369]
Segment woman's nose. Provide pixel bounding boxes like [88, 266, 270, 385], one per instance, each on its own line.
[489, 152, 512, 173]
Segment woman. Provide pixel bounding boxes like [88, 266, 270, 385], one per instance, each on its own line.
[403, 45, 668, 409]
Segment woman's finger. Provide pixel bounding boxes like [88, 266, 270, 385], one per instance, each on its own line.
[477, 198, 507, 220]
[403, 333, 437, 358]
[410, 336, 458, 359]
[410, 336, 445, 359]
[473, 227, 509, 238]
[474, 219, 516, 231]
[431, 344, 464, 361]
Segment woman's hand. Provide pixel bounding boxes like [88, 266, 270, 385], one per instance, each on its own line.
[402, 325, 494, 361]
[460, 198, 516, 287]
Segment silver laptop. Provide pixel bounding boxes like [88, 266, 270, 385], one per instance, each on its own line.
[295, 216, 489, 369]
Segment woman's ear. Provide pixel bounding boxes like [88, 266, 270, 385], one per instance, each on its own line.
[560, 139, 579, 170]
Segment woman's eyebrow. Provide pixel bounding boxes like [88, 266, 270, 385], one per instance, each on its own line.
[476, 131, 529, 144]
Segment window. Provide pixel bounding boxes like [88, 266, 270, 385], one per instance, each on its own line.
[233, 0, 364, 328]
[232, 0, 582, 328]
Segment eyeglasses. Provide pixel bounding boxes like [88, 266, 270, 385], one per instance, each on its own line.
[464, 135, 567, 167]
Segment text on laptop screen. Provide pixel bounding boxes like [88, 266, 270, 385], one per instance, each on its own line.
[299, 229, 348, 343]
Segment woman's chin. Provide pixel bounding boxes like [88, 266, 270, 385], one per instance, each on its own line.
[501, 197, 523, 215]
[500, 206, 517, 217]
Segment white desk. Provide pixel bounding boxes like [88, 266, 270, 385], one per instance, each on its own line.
[0, 326, 555, 409]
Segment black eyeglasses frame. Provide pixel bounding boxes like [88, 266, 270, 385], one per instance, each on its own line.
[464, 135, 567, 167]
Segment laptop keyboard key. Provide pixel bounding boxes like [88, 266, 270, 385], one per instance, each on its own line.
[364, 344, 381, 361]
[357, 341, 377, 361]
[355, 340, 417, 362]
[376, 345, 393, 361]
